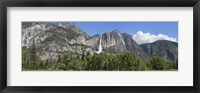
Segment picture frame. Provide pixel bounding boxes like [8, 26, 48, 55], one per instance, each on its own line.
[0, 0, 199, 93]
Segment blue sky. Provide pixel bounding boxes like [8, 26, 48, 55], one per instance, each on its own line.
[74, 22, 178, 40]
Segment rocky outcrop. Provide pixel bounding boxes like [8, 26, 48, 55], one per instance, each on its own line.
[84, 34, 101, 48]
[22, 22, 92, 61]
[22, 22, 55, 47]
[140, 40, 178, 62]
[122, 33, 149, 60]
[122, 33, 140, 53]
[101, 30, 127, 53]
[57, 22, 89, 38]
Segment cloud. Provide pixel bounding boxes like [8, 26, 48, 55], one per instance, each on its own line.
[133, 31, 177, 45]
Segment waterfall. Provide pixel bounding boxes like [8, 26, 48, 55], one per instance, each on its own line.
[96, 36, 102, 54]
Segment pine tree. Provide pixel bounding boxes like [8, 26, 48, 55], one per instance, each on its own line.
[30, 38, 37, 62]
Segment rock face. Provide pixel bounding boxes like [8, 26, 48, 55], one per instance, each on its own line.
[122, 33, 149, 60]
[122, 33, 141, 54]
[101, 30, 126, 53]
[22, 22, 93, 61]
[22, 22, 178, 63]
[22, 22, 54, 47]
[140, 40, 178, 63]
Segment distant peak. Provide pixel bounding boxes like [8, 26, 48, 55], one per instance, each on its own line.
[57, 22, 75, 26]
[122, 33, 130, 36]
[91, 34, 101, 38]
[112, 29, 120, 32]
[153, 40, 177, 43]
[106, 29, 121, 35]
[94, 34, 101, 37]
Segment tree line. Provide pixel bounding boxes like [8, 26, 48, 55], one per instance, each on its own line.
[22, 46, 177, 71]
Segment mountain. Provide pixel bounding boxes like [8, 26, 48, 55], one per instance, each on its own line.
[101, 30, 126, 53]
[140, 40, 178, 63]
[22, 22, 94, 61]
[22, 22, 178, 63]
[122, 33, 150, 60]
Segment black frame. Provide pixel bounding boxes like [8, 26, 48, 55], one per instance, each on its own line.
[0, 0, 200, 93]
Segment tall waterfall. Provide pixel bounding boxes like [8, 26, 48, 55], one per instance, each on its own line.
[96, 36, 102, 54]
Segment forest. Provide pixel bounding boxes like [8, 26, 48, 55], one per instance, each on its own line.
[22, 46, 177, 71]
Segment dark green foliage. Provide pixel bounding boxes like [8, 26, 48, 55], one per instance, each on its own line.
[56, 63, 67, 70]
[149, 57, 174, 70]
[30, 39, 37, 62]
[22, 50, 177, 71]
[66, 59, 85, 70]
[120, 52, 142, 70]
